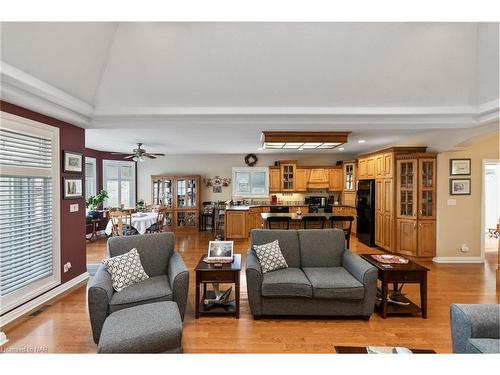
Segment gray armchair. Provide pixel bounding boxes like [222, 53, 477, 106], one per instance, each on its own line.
[87, 232, 189, 344]
[450, 304, 500, 353]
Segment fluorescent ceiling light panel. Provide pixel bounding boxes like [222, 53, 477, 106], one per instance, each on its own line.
[261, 131, 350, 150]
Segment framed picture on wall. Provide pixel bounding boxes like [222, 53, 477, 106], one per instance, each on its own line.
[450, 178, 471, 195]
[63, 151, 83, 173]
[63, 177, 83, 199]
[450, 159, 471, 175]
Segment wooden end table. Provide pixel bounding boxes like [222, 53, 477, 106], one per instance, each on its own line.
[335, 346, 436, 354]
[361, 254, 429, 319]
[194, 254, 241, 319]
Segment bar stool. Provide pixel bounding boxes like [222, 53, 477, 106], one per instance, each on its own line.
[302, 216, 326, 229]
[267, 216, 291, 230]
[199, 201, 215, 231]
[329, 215, 354, 249]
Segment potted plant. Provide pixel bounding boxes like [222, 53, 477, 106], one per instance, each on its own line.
[86, 190, 109, 219]
[136, 199, 145, 212]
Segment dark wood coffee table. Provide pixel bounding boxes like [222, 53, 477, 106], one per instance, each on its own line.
[361, 254, 429, 319]
[194, 254, 241, 319]
[335, 346, 436, 354]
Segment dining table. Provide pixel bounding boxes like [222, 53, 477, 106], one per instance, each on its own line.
[105, 211, 159, 235]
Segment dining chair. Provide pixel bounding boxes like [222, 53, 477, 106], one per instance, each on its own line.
[145, 204, 161, 212]
[302, 216, 326, 229]
[267, 216, 291, 230]
[109, 210, 138, 237]
[329, 215, 354, 249]
[147, 208, 169, 233]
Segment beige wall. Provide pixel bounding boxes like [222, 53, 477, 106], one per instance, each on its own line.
[137, 153, 354, 203]
[436, 132, 500, 259]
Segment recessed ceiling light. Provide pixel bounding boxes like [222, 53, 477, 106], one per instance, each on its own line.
[338, 147, 345, 151]
[358, 140, 366, 143]
[257, 147, 263, 151]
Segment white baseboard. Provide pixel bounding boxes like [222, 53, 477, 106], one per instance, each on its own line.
[0, 272, 90, 327]
[432, 256, 484, 264]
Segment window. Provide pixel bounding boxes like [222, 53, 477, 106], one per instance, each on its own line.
[103, 160, 136, 208]
[0, 112, 60, 314]
[85, 157, 97, 199]
[232, 167, 269, 198]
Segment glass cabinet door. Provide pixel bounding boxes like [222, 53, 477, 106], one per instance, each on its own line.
[163, 179, 173, 208]
[176, 178, 197, 208]
[176, 211, 197, 227]
[281, 164, 295, 190]
[419, 159, 436, 219]
[344, 163, 354, 190]
[398, 160, 417, 218]
[152, 179, 162, 205]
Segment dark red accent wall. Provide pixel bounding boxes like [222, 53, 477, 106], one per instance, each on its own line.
[1, 101, 86, 283]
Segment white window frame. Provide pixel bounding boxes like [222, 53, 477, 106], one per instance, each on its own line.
[85, 156, 97, 200]
[0, 112, 61, 314]
[102, 159, 136, 208]
[232, 167, 269, 198]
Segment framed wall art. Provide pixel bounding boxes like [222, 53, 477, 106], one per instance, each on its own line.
[64, 151, 83, 173]
[450, 178, 471, 195]
[450, 159, 471, 176]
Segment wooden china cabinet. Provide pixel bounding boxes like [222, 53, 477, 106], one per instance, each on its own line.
[396, 154, 437, 258]
[151, 175, 201, 230]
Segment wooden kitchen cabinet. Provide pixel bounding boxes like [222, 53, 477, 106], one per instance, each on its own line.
[417, 221, 436, 257]
[328, 168, 343, 191]
[280, 162, 296, 191]
[225, 211, 248, 239]
[358, 157, 375, 179]
[396, 218, 418, 257]
[269, 168, 281, 193]
[247, 207, 264, 234]
[295, 168, 308, 191]
[343, 162, 356, 191]
[395, 154, 437, 257]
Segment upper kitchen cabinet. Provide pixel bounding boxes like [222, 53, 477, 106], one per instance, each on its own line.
[280, 161, 297, 191]
[358, 157, 375, 179]
[328, 168, 343, 191]
[295, 168, 308, 191]
[343, 161, 356, 191]
[269, 167, 281, 193]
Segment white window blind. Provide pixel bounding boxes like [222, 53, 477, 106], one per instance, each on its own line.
[85, 157, 97, 200]
[0, 112, 60, 314]
[232, 167, 269, 198]
[103, 160, 136, 208]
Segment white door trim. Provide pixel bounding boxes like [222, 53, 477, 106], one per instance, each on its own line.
[481, 159, 500, 261]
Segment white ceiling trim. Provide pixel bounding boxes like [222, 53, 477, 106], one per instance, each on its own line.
[0, 62, 93, 123]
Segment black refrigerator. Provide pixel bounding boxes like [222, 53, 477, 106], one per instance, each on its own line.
[356, 179, 376, 247]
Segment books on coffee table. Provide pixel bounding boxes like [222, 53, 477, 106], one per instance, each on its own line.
[367, 346, 413, 354]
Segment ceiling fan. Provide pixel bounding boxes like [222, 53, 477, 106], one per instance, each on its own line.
[112, 143, 165, 162]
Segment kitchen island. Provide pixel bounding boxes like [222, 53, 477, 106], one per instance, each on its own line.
[223, 204, 356, 240]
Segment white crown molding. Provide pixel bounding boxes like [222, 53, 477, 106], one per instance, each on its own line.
[0, 272, 89, 328]
[1, 61, 92, 125]
[476, 98, 500, 124]
[432, 256, 484, 264]
[1, 81, 91, 126]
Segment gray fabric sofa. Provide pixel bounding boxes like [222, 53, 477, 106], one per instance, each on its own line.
[87, 232, 189, 344]
[450, 304, 500, 353]
[246, 229, 378, 319]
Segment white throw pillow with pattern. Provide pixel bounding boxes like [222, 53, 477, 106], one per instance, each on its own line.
[253, 240, 288, 273]
[103, 248, 149, 292]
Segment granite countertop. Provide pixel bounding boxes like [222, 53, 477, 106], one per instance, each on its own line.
[225, 204, 355, 211]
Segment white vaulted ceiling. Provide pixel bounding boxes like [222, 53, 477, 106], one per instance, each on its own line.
[0, 22, 498, 154]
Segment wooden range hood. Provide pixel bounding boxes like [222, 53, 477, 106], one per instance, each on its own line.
[307, 168, 330, 189]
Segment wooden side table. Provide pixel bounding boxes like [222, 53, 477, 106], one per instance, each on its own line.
[194, 254, 241, 319]
[361, 254, 429, 319]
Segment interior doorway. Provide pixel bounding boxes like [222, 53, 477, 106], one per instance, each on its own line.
[482, 160, 500, 271]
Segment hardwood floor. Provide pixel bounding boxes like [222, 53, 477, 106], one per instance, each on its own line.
[3, 230, 499, 354]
